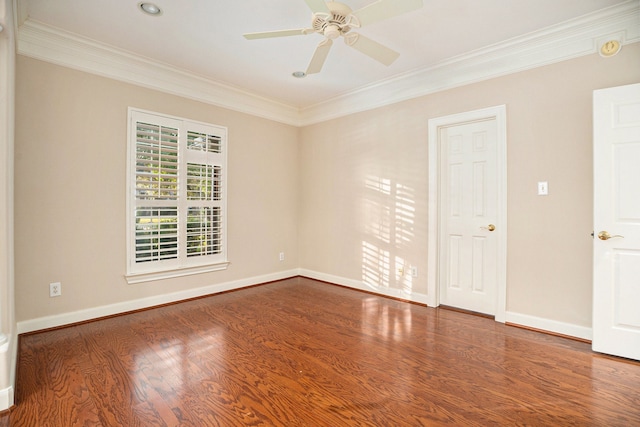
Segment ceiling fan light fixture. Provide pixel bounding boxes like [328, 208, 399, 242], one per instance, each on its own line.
[324, 24, 341, 40]
[139, 2, 162, 16]
[292, 71, 307, 78]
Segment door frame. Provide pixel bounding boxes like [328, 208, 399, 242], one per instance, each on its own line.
[427, 105, 507, 322]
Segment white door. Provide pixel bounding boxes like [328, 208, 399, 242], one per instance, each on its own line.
[593, 83, 640, 361]
[437, 117, 501, 316]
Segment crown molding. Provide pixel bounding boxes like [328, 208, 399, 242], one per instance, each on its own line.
[300, 0, 640, 125]
[16, 1, 639, 127]
[17, 20, 302, 126]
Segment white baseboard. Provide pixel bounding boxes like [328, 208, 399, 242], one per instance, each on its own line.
[17, 269, 300, 334]
[505, 311, 592, 341]
[0, 337, 14, 411]
[299, 271, 592, 342]
[16, 270, 592, 344]
[298, 269, 430, 305]
[0, 386, 13, 412]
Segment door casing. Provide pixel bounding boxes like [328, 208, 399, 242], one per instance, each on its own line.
[427, 105, 507, 322]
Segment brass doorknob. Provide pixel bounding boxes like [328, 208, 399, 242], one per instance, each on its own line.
[481, 224, 496, 232]
[597, 231, 624, 241]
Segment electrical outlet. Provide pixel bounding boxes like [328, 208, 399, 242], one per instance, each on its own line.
[279, 252, 285, 261]
[49, 282, 62, 298]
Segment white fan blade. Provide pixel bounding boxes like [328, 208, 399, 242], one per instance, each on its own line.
[306, 39, 333, 74]
[244, 28, 313, 40]
[344, 33, 399, 66]
[353, 0, 423, 27]
[304, 0, 330, 13]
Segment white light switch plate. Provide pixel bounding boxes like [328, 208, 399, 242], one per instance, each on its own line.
[538, 181, 548, 195]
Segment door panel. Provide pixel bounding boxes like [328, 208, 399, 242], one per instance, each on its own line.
[472, 237, 486, 293]
[439, 119, 498, 315]
[593, 83, 640, 361]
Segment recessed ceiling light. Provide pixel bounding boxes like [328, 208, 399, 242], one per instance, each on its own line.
[292, 71, 307, 78]
[139, 2, 162, 16]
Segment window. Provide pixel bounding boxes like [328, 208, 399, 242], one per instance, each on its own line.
[126, 108, 228, 283]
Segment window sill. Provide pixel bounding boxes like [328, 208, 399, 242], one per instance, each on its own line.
[125, 261, 230, 284]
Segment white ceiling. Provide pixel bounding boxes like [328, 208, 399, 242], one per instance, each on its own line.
[17, 0, 633, 107]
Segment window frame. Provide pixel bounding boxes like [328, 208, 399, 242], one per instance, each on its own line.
[126, 108, 228, 284]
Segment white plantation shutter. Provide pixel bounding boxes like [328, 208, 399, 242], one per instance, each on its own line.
[135, 122, 178, 200]
[134, 121, 179, 264]
[127, 109, 227, 280]
[135, 207, 178, 262]
[186, 207, 221, 257]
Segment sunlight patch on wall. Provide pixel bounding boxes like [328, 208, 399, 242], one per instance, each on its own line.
[362, 241, 391, 289]
[362, 174, 417, 295]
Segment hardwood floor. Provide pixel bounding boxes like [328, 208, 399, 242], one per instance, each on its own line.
[3, 277, 640, 426]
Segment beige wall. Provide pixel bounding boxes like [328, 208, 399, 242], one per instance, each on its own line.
[14, 44, 640, 332]
[14, 57, 299, 323]
[299, 43, 640, 328]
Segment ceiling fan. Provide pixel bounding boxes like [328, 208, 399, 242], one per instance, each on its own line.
[243, 0, 424, 75]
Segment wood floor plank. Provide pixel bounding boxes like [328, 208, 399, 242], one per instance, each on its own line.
[4, 277, 640, 426]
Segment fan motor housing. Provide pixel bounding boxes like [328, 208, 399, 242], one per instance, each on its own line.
[312, 1, 356, 36]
